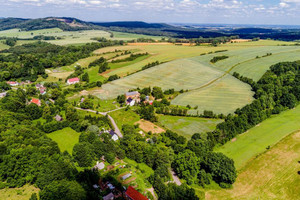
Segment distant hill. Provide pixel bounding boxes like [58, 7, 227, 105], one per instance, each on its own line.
[92, 21, 171, 29]
[0, 17, 99, 31]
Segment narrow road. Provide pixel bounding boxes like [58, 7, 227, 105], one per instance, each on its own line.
[170, 169, 182, 186]
[75, 107, 123, 138]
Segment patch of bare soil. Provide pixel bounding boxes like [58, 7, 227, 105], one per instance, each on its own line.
[135, 119, 165, 134]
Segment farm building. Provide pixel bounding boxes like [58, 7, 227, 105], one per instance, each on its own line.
[125, 91, 140, 106]
[67, 77, 80, 85]
[7, 81, 18, 87]
[30, 98, 41, 106]
[109, 130, 119, 141]
[125, 186, 148, 200]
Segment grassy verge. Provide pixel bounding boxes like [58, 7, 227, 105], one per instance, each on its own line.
[109, 108, 140, 130]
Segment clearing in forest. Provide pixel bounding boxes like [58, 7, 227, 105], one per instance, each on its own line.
[47, 127, 80, 154]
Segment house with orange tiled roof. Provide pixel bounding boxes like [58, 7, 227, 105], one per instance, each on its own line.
[30, 98, 41, 106]
[125, 186, 148, 200]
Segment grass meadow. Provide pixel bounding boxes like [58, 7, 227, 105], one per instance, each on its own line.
[158, 115, 223, 139]
[207, 130, 300, 200]
[109, 109, 140, 130]
[0, 185, 39, 200]
[216, 105, 300, 170]
[47, 127, 81, 154]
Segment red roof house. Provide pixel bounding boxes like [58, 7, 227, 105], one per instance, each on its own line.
[30, 98, 41, 106]
[125, 186, 148, 200]
[67, 77, 80, 85]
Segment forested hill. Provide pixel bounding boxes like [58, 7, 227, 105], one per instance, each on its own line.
[0, 17, 99, 31]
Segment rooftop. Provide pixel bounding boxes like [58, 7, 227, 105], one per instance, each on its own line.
[125, 186, 148, 200]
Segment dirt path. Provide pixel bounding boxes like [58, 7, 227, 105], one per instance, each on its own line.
[74, 107, 123, 138]
[170, 169, 182, 186]
[147, 187, 157, 200]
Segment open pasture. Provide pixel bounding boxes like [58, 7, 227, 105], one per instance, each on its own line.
[47, 127, 80, 154]
[93, 58, 224, 99]
[207, 130, 300, 200]
[215, 105, 300, 170]
[171, 75, 255, 115]
[158, 115, 223, 139]
[0, 185, 39, 200]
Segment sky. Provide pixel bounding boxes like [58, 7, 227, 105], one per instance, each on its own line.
[1, 0, 300, 25]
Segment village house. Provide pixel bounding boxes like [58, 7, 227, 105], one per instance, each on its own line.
[67, 77, 80, 85]
[109, 130, 119, 141]
[93, 161, 105, 170]
[125, 186, 148, 200]
[55, 115, 63, 121]
[0, 92, 7, 98]
[121, 173, 131, 181]
[125, 91, 140, 106]
[39, 87, 47, 95]
[103, 193, 114, 200]
[30, 98, 41, 106]
[7, 81, 18, 87]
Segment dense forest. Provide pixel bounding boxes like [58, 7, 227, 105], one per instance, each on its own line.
[0, 40, 123, 81]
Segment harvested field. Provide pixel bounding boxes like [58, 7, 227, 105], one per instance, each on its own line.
[135, 119, 165, 134]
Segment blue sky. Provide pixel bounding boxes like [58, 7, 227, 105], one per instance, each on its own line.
[1, 0, 300, 25]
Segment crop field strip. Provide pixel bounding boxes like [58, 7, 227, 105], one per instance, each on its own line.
[207, 130, 300, 200]
[215, 105, 300, 170]
[171, 75, 255, 114]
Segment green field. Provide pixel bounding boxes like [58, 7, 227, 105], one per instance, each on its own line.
[47, 127, 81, 154]
[109, 109, 140, 129]
[171, 75, 255, 115]
[216, 105, 300, 170]
[158, 115, 223, 139]
[0, 28, 163, 46]
[0, 185, 39, 200]
[94, 58, 225, 99]
[207, 130, 300, 200]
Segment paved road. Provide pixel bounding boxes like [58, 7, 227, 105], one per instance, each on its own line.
[75, 107, 123, 138]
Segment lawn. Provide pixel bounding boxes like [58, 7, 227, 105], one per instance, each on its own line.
[47, 127, 81, 154]
[207, 130, 300, 200]
[171, 75, 255, 115]
[109, 109, 140, 130]
[158, 115, 223, 139]
[0, 184, 39, 200]
[215, 105, 300, 170]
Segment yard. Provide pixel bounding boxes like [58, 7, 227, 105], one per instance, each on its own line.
[0, 185, 39, 200]
[109, 109, 140, 130]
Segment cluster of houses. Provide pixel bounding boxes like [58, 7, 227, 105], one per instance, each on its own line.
[35, 83, 47, 95]
[7, 80, 32, 87]
[97, 179, 148, 200]
[125, 91, 153, 106]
